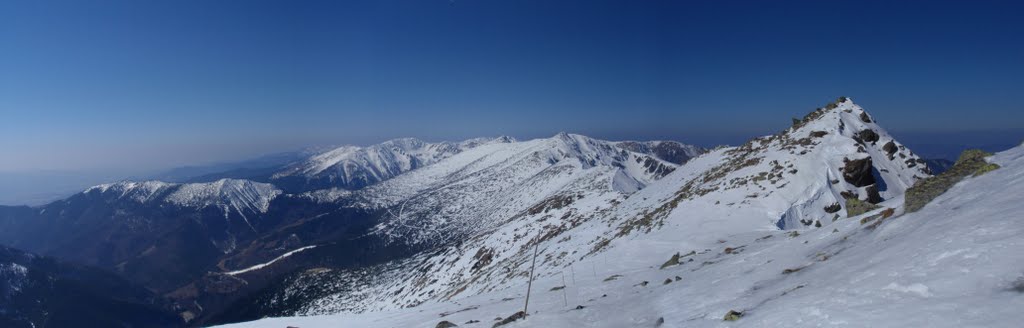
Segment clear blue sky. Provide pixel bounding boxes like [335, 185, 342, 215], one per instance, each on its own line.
[2, 0, 1022, 172]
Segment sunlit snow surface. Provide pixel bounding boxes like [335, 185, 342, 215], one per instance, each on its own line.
[218, 130, 1024, 324]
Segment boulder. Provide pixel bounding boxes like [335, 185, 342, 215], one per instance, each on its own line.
[842, 157, 876, 187]
[492, 311, 526, 327]
[856, 129, 880, 144]
[882, 141, 898, 158]
[723, 310, 744, 321]
[859, 111, 872, 123]
[659, 253, 680, 269]
[436, 321, 458, 328]
[823, 202, 842, 213]
[865, 185, 883, 204]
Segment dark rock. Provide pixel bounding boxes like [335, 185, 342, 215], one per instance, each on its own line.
[659, 252, 680, 269]
[471, 247, 494, 272]
[809, 131, 828, 138]
[864, 185, 883, 204]
[575, 305, 585, 310]
[550, 286, 565, 291]
[856, 129, 880, 144]
[723, 310, 744, 321]
[883, 141, 898, 159]
[492, 311, 526, 327]
[1012, 277, 1024, 293]
[823, 202, 842, 213]
[842, 157, 876, 187]
[436, 321, 458, 328]
[860, 111, 872, 123]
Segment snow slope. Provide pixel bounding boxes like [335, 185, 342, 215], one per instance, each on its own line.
[348, 132, 680, 247]
[85, 178, 281, 217]
[270, 137, 515, 191]
[219, 126, 1024, 327]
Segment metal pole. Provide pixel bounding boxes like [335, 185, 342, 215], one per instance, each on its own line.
[524, 238, 539, 317]
[561, 271, 568, 307]
[570, 264, 576, 286]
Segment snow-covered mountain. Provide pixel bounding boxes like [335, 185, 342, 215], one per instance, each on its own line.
[5, 97, 1015, 327]
[270, 137, 515, 192]
[86, 179, 282, 218]
[222, 140, 1024, 328]
[0, 178, 287, 295]
[208, 98, 939, 321]
[614, 140, 705, 165]
[341, 132, 681, 246]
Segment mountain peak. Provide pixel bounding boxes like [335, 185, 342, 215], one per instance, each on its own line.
[270, 137, 513, 192]
[165, 178, 281, 214]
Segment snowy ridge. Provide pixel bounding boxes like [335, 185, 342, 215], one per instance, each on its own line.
[84, 181, 176, 203]
[347, 133, 680, 248]
[611, 97, 930, 233]
[83, 178, 281, 215]
[215, 99, 944, 323]
[221, 143, 1024, 328]
[166, 179, 281, 214]
[270, 137, 515, 190]
[234, 134, 692, 314]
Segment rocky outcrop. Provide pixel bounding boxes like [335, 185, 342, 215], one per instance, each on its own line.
[855, 129, 880, 144]
[842, 157, 876, 187]
[905, 149, 1000, 212]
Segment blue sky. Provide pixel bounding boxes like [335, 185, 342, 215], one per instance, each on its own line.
[1, 0, 1022, 173]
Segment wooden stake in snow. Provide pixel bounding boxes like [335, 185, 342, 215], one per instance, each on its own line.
[523, 237, 539, 317]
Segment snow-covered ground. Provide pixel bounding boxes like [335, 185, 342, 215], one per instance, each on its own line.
[216, 101, 1024, 325]
[218, 142, 1024, 327]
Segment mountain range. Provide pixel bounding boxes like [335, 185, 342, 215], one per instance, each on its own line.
[0, 98, 1020, 327]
